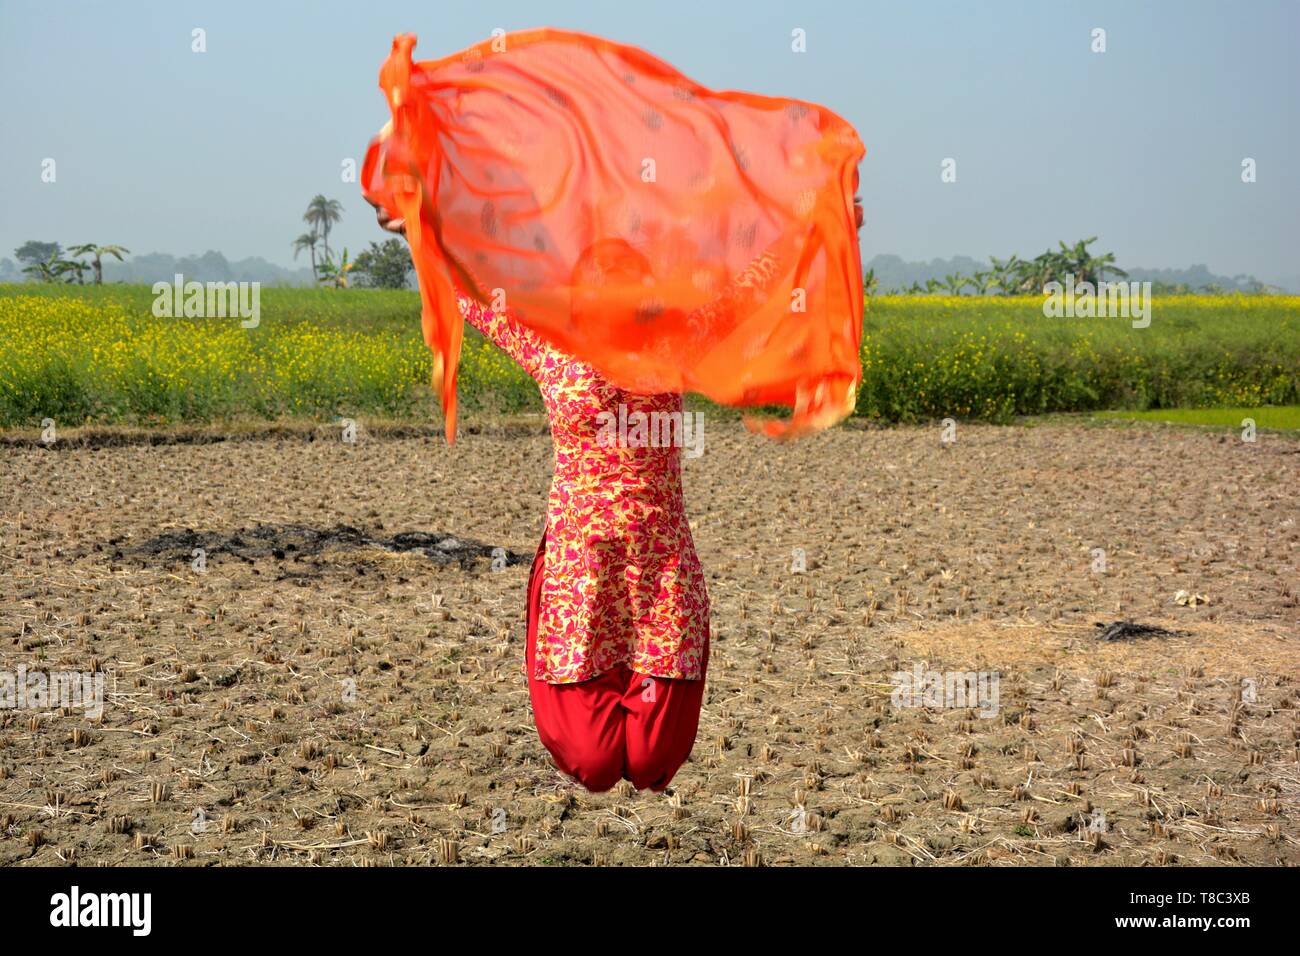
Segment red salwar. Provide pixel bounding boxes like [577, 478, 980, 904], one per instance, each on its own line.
[524, 526, 709, 793]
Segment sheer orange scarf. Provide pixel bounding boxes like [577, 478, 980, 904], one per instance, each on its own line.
[361, 29, 865, 442]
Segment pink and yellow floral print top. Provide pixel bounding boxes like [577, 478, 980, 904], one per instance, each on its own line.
[460, 295, 710, 684]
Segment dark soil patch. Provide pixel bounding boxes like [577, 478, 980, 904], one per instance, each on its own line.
[123, 523, 527, 569]
[1093, 620, 1185, 642]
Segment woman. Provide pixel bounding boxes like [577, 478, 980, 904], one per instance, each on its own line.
[370, 196, 863, 793]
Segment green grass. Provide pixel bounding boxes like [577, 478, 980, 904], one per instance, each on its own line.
[1093, 405, 1300, 431]
[1, 283, 1296, 429]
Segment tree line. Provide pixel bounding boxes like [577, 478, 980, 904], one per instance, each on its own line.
[13, 241, 130, 284]
[867, 237, 1280, 296]
[10, 228, 1278, 296]
[293, 194, 412, 290]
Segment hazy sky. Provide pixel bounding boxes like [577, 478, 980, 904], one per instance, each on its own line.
[2, 0, 1296, 283]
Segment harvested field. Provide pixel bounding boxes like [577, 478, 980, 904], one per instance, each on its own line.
[1, 419, 1297, 865]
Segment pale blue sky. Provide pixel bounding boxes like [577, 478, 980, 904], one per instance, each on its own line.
[1, 0, 1296, 284]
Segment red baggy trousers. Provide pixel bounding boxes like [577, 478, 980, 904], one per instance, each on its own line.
[524, 527, 709, 793]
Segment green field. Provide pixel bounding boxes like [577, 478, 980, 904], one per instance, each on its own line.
[1, 284, 1296, 429]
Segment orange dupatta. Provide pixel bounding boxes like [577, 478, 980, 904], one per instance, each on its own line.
[361, 29, 865, 443]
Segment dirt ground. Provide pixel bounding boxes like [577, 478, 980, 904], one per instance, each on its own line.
[1, 417, 1297, 866]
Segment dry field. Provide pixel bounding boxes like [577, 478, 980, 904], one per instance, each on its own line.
[1, 418, 1297, 866]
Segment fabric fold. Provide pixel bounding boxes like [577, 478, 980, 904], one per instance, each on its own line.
[361, 28, 865, 443]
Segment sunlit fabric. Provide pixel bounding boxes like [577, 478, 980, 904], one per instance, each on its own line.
[361, 29, 865, 442]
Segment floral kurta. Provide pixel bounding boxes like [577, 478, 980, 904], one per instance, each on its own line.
[460, 296, 710, 684]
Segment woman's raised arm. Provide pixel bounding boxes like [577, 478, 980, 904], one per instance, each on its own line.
[458, 294, 547, 379]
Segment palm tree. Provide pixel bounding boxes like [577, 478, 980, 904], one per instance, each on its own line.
[292, 232, 320, 282]
[303, 196, 343, 263]
[67, 243, 130, 285]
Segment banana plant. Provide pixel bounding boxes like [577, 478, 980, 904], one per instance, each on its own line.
[67, 243, 130, 285]
[56, 259, 91, 284]
[20, 251, 67, 283]
[969, 270, 997, 295]
[941, 272, 969, 295]
[316, 247, 354, 289]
